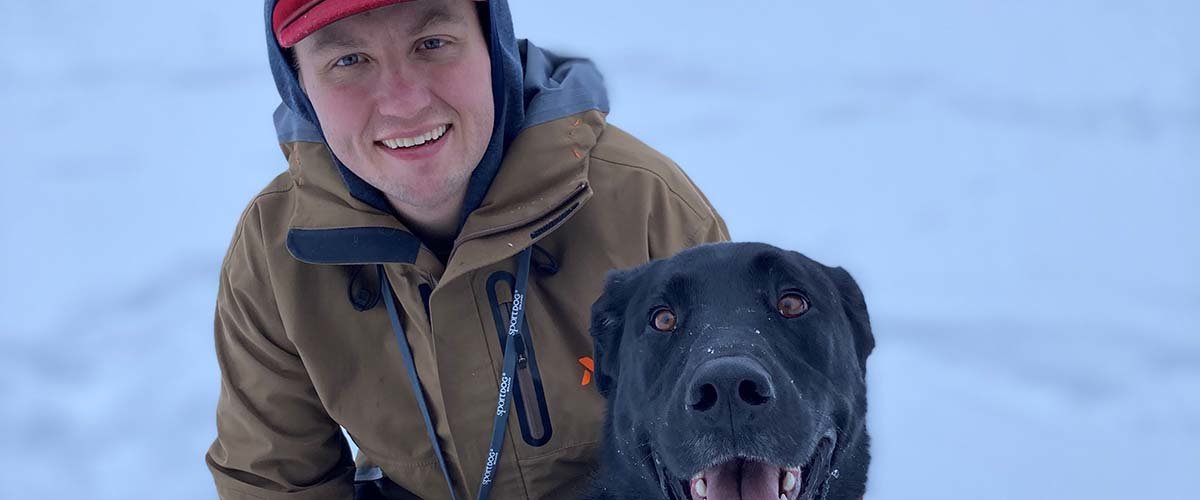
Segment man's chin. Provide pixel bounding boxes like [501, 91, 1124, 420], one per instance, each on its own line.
[377, 178, 471, 219]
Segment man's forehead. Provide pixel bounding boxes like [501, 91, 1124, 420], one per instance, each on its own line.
[303, 1, 472, 52]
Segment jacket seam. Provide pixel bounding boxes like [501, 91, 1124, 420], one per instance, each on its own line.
[371, 458, 442, 469]
[249, 187, 296, 352]
[517, 440, 600, 462]
[588, 154, 714, 227]
[227, 184, 296, 255]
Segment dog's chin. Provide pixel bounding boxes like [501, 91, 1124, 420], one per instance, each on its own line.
[677, 432, 837, 500]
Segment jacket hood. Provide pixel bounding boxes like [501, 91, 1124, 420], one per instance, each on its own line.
[263, 0, 609, 231]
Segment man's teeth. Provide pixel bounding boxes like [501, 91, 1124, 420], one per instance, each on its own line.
[381, 124, 448, 149]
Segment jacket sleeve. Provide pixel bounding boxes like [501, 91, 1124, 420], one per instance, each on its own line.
[206, 203, 356, 500]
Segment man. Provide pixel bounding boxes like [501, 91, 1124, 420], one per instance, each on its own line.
[206, 0, 728, 498]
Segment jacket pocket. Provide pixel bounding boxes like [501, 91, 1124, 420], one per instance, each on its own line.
[486, 271, 554, 447]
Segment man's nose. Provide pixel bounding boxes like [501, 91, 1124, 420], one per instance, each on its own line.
[374, 64, 433, 117]
[686, 356, 776, 417]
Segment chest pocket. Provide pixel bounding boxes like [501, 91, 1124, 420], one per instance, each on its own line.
[486, 271, 554, 447]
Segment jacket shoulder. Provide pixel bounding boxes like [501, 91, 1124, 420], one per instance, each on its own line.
[588, 123, 729, 244]
[589, 124, 701, 202]
[221, 169, 298, 274]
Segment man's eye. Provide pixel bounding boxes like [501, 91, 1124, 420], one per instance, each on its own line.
[420, 38, 447, 51]
[334, 54, 363, 67]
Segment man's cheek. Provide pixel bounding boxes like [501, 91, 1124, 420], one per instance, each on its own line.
[320, 99, 367, 144]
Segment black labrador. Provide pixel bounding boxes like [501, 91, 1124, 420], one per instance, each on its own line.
[584, 242, 873, 500]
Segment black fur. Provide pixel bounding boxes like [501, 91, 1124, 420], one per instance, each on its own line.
[583, 242, 873, 500]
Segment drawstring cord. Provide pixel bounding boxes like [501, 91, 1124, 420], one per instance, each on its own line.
[380, 265, 459, 500]
[476, 246, 533, 499]
[377, 246, 534, 500]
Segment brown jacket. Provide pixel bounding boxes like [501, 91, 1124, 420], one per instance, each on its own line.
[206, 110, 729, 499]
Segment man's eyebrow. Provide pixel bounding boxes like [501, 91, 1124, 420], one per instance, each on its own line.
[407, 8, 468, 36]
[308, 31, 366, 54]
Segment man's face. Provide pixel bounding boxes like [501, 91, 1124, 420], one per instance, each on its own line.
[294, 0, 494, 214]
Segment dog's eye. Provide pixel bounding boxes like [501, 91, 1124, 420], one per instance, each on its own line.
[777, 293, 810, 318]
[650, 307, 677, 332]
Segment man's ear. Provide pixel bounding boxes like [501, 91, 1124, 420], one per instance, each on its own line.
[825, 265, 874, 372]
[589, 268, 636, 398]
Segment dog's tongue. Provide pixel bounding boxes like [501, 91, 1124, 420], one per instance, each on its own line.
[703, 459, 778, 500]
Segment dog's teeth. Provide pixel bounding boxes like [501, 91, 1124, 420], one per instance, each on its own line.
[693, 478, 707, 497]
[783, 470, 797, 491]
[779, 495, 786, 500]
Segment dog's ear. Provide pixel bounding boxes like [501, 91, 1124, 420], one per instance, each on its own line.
[589, 268, 636, 398]
[825, 266, 874, 371]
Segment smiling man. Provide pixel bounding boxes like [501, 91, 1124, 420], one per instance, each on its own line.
[292, 0, 495, 255]
[206, 1, 728, 499]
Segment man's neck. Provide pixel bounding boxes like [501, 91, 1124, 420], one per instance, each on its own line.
[387, 194, 463, 262]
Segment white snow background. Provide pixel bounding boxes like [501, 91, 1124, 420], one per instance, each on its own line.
[1, 0, 1197, 498]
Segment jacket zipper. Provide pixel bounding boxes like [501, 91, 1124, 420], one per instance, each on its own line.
[487, 271, 554, 447]
[502, 302, 547, 442]
[455, 181, 589, 247]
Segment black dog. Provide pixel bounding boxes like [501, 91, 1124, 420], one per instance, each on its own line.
[583, 242, 873, 500]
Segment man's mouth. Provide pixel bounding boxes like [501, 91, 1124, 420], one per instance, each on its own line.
[683, 435, 836, 500]
[378, 124, 450, 150]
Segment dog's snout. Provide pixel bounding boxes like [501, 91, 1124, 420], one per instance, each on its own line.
[687, 356, 775, 414]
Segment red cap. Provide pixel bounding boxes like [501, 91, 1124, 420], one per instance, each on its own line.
[273, 0, 410, 48]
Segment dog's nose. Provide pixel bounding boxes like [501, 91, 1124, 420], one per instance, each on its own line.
[687, 356, 775, 413]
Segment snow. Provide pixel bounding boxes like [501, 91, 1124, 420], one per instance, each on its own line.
[2, 0, 1197, 498]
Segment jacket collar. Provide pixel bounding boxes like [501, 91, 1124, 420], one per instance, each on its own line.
[283, 110, 604, 275]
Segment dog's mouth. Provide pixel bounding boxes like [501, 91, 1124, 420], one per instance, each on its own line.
[682, 435, 836, 500]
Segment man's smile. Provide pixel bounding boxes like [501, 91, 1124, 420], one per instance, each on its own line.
[374, 124, 453, 160]
[379, 124, 451, 149]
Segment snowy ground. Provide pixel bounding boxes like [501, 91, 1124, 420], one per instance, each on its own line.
[2, 1, 1197, 498]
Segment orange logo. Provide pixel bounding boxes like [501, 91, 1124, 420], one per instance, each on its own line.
[579, 356, 594, 386]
